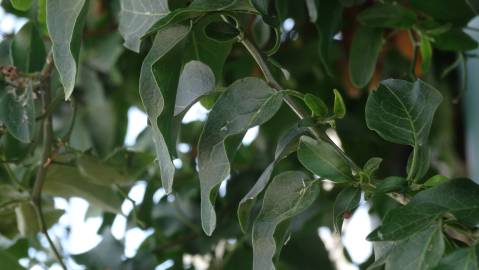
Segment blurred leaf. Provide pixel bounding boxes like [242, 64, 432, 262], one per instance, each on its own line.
[11, 22, 45, 72]
[47, 0, 88, 99]
[333, 186, 361, 232]
[10, 0, 33, 11]
[77, 155, 131, 186]
[432, 29, 478, 51]
[252, 171, 318, 270]
[298, 136, 354, 182]
[14, 202, 39, 236]
[0, 85, 35, 143]
[0, 250, 24, 270]
[358, 3, 417, 29]
[73, 229, 124, 269]
[409, 0, 474, 26]
[174, 60, 215, 116]
[118, 0, 169, 52]
[198, 77, 283, 235]
[362, 157, 382, 177]
[44, 164, 122, 213]
[365, 79, 443, 146]
[420, 35, 433, 72]
[423, 175, 448, 187]
[349, 26, 383, 88]
[375, 176, 407, 193]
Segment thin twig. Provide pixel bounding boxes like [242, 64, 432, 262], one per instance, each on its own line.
[31, 52, 68, 270]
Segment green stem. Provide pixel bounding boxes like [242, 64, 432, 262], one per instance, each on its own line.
[408, 30, 418, 81]
[407, 145, 419, 182]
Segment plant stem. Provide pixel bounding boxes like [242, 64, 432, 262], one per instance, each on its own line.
[240, 38, 361, 172]
[31, 52, 68, 270]
[408, 30, 418, 80]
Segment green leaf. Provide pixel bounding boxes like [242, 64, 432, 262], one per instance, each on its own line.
[365, 79, 443, 146]
[304, 94, 328, 117]
[174, 60, 215, 115]
[14, 202, 39, 236]
[467, 0, 479, 14]
[0, 85, 35, 143]
[349, 26, 383, 88]
[314, 0, 343, 76]
[118, 0, 169, 52]
[420, 35, 433, 72]
[410, 0, 474, 26]
[139, 24, 190, 194]
[145, 0, 254, 37]
[432, 29, 478, 51]
[362, 157, 382, 177]
[358, 3, 417, 29]
[252, 171, 319, 270]
[10, 0, 33, 11]
[434, 246, 479, 270]
[385, 223, 445, 270]
[423, 175, 448, 187]
[205, 21, 240, 42]
[333, 187, 361, 232]
[298, 136, 354, 182]
[406, 143, 431, 181]
[198, 77, 283, 235]
[11, 22, 46, 72]
[77, 155, 130, 186]
[333, 89, 346, 119]
[0, 250, 25, 270]
[47, 0, 88, 100]
[411, 178, 479, 226]
[375, 176, 407, 193]
[44, 164, 122, 214]
[367, 203, 445, 241]
[238, 126, 307, 233]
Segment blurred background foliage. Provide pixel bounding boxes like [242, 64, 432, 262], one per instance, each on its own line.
[0, 0, 477, 269]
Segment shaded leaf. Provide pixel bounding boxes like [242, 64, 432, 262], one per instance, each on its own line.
[358, 3, 417, 29]
[365, 79, 443, 146]
[333, 89, 346, 119]
[375, 176, 407, 193]
[434, 246, 479, 270]
[73, 229, 124, 269]
[349, 26, 383, 88]
[174, 60, 215, 115]
[44, 164, 122, 213]
[238, 126, 307, 232]
[11, 22, 45, 72]
[333, 187, 361, 232]
[0, 85, 35, 143]
[205, 21, 240, 42]
[362, 157, 382, 177]
[304, 94, 328, 117]
[118, 0, 169, 52]
[0, 250, 24, 270]
[409, 0, 474, 26]
[298, 136, 354, 182]
[47, 0, 88, 99]
[14, 202, 39, 236]
[139, 24, 190, 193]
[252, 171, 319, 270]
[423, 175, 448, 187]
[198, 77, 283, 235]
[432, 29, 478, 51]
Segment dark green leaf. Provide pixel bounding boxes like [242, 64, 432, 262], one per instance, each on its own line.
[0, 250, 24, 270]
[205, 21, 240, 42]
[252, 171, 319, 270]
[375, 176, 407, 193]
[11, 22, 46, 72]
[14, 202, 39, 236]
[298, 136, 354, 182]
[47, 0, 88, 100]
[365, 79, 443, 146]
[467, 0, 479, 14]
[432, 29, 478, 51]
[77, 155, 131, 186]
[409, 0, 474, 26]
[349, 26, 383, 88]
[358, 3, 417, 29]
[118, 0, 169, 52]
[333, 187, 361, 232]
[362, 157, 382, 177]
[198, 77, 282, 235]
[423, 175, 448, 187]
